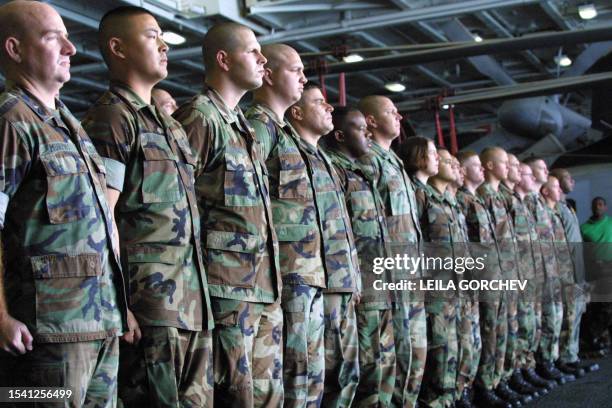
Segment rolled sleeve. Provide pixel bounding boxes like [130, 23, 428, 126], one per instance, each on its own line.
[0, 191, 8, 229]
[102, 157, 126, 192]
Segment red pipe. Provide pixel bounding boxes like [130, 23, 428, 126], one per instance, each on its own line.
[338, 72, 346, 107]
[449, 105, 458, 154]
[434, 109, 445, 147]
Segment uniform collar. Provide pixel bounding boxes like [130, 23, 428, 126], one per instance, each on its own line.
[10, 85, 65, 124]
[250, 102, 287, 127]
[202, 84, 241, 125]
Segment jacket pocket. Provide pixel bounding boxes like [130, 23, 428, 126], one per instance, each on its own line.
[141, 140, 183, 203]
[40, 151, 92, 224]
[31, 253, 104, 335]
[205, 230, 260, 288]
[224, 153, 260, 207]
[278, 153, 312, 200]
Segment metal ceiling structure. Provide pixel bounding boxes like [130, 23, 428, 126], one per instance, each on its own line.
[1, 0, 611, 156]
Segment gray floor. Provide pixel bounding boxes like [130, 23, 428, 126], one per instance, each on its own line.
[531, 357, 612, 408]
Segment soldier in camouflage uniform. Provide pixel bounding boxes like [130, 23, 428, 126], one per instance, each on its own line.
[550, 168, 596, 374]
[359, 96, 423, 408]
[174, 23, 283, 407]
[245, 45, 326, 408]
[541, 176, 587, 379]
[0, 2, 128, 406]
[477, 147, 530, 406]
[82, 7, 214, 406]
[323, 106, 396, 407]
[410, 146, 459, 408]
[499, 155, 545, 399]
[450, 153, 482, 408]
[524, 158, 570, 386]
[285, 85, 361, 408]
[456, 151, 509, 408]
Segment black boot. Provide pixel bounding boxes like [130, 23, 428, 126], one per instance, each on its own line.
[456, 388, 474, 408]
[556, 361, 586, 378]
[522, 367, 554, 391]
[474, 387, 512, 408]
[495, 380, 524, 407]
[509, 369, 541, 398]
[537, 361, 575, 385]
[567, 359, 600, 373]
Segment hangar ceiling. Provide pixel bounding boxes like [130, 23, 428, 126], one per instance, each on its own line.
[1, 0, 611, 158]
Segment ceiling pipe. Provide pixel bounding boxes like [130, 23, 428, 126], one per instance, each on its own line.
[304, 26, 612, 76]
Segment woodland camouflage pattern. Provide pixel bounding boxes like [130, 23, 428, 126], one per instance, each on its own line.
[82, 82, 213, 331]
[0, 86, 126, 344]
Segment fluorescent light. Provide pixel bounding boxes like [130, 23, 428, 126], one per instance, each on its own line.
[162, 31, 186, 45]
[385, 82, 406, 93]
[473, 34, 483, 42]
[442, 104, 450, 110]
[578, 4, 597, 20]
[555, 55, 572, 67]
[343, 54, 364, 63]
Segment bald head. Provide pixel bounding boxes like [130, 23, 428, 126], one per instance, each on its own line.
[202, 22, 252, 71]
[480, 147, 505, 167]
[480, 146, 508, 183]
[0, 1, 57, 69]
[261, 43, 297, 70]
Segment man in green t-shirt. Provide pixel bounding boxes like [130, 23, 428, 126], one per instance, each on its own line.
[581, 196, 612, 354]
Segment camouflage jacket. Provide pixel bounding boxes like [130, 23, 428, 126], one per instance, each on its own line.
[456, 187, 503, 281]
[525, 192, 559, 280]
[82, 82, 213, 331]
[0, 86, 126, 343]
[325, 147, 391, 307]
[548, 205, 576, 285]
[477, 182, 519, 279]
[557, 200, 585, 284]
[499, 183, 543, 282]
[245, 103, 325, 288]
[173, 86, 281, 303]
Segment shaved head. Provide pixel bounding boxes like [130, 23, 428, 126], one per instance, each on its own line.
[358, 95, 388, 117]
[98, 6, 154, 67]
[0, 1, 55, 69]
[201, 22, 252, 71]
[261, 43, 298, 70]
[479, 146, 506, 167]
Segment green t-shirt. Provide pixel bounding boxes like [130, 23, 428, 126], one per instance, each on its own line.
[581, 215, 612, 262]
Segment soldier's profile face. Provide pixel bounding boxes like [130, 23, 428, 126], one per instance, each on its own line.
[227, 29, 267, 91]
[531, 159, 548, 183]
[452, 158, 464, 186]
[299, 88, 333, 136]
[424, 140, 439, 177]
[463, 156, 484, 185]
[437, 150, 455, 183]
[120, 13, 168, 82]
[507, 155, 521, 183]
[519, 165, 536, 192]
[374, 97, 402, 139]
[558, 170, 574, 193]
[17, 4, 75, 90]
[547, 178, 562, 202]
[269, 49, 306, 105]
[342, 110, 370, 158]
[491, 150, 509, 181]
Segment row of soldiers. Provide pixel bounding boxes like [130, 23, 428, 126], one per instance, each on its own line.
[0, 2, 593, 408]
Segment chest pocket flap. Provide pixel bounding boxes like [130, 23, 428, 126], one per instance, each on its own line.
[141, 132, 182, 203]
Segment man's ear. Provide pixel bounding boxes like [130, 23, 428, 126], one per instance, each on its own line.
[4, 37, 22, 63]
[289, 105, 302, 121]
[108, 37, 126, 60]
[334, 130, 344, 144]
[262, 67, 273, 87]
[365, 114, 377, 129]
[216, 50, 230, 72]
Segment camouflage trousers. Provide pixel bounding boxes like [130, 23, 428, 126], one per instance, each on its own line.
[281, 285, 325, 408]
[475, 295, 507, 390]
[525, 284, 543, 369]
[502, 292, 519, 380]
[391, 300, 426, 408]
[211, 298, 283, 408]
[514, 286, 538, 369]
[118, 326, 213, 408]
[322, 292, 359, 408]
[0, 336, 119, 408]
[419, 298, 458, 408]
[456, 295, 481, 395]
[354, 306, 396, 408]
[537, 280, 563, 363]
[559, 283, 587, 363]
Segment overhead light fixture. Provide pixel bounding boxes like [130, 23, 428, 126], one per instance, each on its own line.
[343, 53, 364, 63]
[473, 34, 483, 42]
[442, 104, 450, 110]
[162, 31, 186, 45]
[385, 82, 406, 93]
[578, 3, 597, 20]
[555, 55, 572, 67]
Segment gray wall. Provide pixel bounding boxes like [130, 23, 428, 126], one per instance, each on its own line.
[566, 163, 612, 225]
